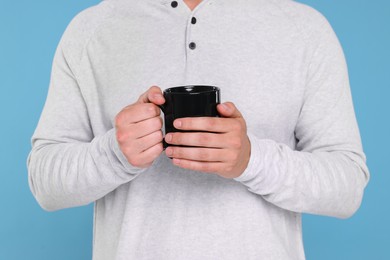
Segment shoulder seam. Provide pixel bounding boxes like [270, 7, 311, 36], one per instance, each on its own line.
[267, 0, 327, 47]
[63, 2, 117, 80]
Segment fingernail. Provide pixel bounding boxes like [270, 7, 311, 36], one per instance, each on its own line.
[165, 134, 172, 142]
[165, 147, 173, 156]
[221, 103, 231, 112]
[172, 158, 180, 166]
[153, 94, 163, 100]
[174, 120, 182, 128]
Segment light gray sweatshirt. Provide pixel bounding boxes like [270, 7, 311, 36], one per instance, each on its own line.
[27, 0, 370, 259]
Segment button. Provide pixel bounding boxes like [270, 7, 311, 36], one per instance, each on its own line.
[189, 42, 196, 50]
[171, 1, 178, 8]
[191, 17, 197, 24]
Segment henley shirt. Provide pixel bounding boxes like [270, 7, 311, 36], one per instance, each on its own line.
[27, 0, 370, 259]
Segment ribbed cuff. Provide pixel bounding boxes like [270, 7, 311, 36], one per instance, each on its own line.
[234, 132, 265, 183]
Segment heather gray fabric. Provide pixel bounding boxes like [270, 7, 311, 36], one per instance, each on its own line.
[27, 0, 370, 259]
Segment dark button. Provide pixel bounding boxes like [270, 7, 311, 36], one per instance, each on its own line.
[191, 17, 197, 24]
[189, 42, 196, 50]
[171, 1, 178, 8]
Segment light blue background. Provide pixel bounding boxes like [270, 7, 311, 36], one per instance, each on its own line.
[0, 0, 388, 259]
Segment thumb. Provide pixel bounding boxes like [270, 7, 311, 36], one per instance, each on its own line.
[137, 85, 165, 105]
[217, 102, 243, 118]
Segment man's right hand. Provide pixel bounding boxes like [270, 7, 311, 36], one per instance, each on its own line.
[115, 86, 165, 168]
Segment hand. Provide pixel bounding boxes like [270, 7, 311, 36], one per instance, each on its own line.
[115, 86, 165, 168]
[164, 102, 251, 179]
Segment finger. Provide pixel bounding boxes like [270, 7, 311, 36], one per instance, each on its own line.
[117, 103, 160, 126]
[133, 116, 163, 139]
[173, 117, 240, 133]
[137, 142, 164, 167]
[217, 102, 243, 118]
[166, 146, 232, 162]
[133, 130, 164, 153]
[171, 158, 224, 174]
[119, 116, 162, 141]
[137, 86, 165, 105]
[165, 132, 230, 148]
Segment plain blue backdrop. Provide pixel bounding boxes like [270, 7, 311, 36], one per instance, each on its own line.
[0, 0, 389, 259]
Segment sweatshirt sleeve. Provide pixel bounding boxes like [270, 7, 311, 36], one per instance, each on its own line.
[27, 37, 145, 211]
[234, 18, 370, 219]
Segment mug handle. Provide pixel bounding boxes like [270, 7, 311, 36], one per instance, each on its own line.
[157, 104, 168, 150]
[158, 104, 166, 114]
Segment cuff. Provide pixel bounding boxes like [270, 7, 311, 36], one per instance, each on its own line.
[108, 128, 146, 175]
[234, 132, 265, 183]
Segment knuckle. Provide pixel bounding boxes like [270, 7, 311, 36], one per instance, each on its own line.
[122, 146, 132, 156]
[115, 113, 125, 127]
[197, 149, 209, 161]
[138, 90, 147, 101]
[230, 152, 239, 163]
[230, 137, 242, 149]
[152, 117, 162, 129]
[172, 133, 182, 144]
[198, 133, 210, 145]
[225, 166, 234, 173]
[173, 148, 183, 158]
[144, 103, 153, 110]
[152, 143, 164, 157]
[149, 85, 161, 93]
[199, 163, 211, 172]
[115, 129, 127, 143]
[128, 157, 141, 167]
[149, 144, 163, 159]
[232, 121, 242, 132]
[155, 130, 164, 141]
[145, 103, 158, 115]
[132, 140, 143, 152]
[207, 118, 217, 129]
[180, 119, 190, 129]
[198, 163, 207, 172]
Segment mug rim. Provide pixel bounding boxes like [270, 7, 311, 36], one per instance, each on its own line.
[164, 85, 219, 95]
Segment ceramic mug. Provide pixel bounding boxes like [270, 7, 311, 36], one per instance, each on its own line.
[160, 85, 220, 147]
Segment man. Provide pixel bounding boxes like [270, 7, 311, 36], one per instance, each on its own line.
[27, 0, 370, 259]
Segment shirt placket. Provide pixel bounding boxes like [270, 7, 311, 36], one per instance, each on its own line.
[168, 0, 212, 82]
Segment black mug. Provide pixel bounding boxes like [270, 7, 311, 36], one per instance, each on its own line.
[160, 85, 221, 147]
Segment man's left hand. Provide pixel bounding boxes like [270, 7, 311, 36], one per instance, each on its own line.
[164, 102, 251, 179]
